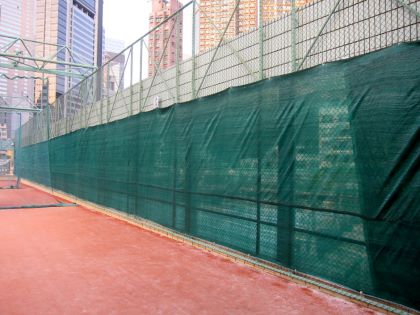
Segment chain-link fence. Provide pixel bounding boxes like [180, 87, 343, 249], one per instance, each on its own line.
[19, 0, 420, 146]
[0, 140, 13, 176]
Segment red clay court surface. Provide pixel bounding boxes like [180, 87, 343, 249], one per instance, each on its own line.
[0, 182, 381, 314]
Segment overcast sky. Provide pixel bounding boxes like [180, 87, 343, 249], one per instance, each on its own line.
[103, 0, 151, 48]
[103, 0, 193, 83]
[103, 0, 193, 51]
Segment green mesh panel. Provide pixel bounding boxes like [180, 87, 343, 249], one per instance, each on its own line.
[16, 42, 420, 309]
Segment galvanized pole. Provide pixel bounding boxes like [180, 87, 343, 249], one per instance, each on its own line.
[139, 39, 143, 113]
[256, 0, 264, 255]
[176, 15, 181, 103]
[258, 0, 264, 80]
[41, 74, 45, 109]
[64, 92, 68, 134]
[46, 102, 50, 140]
[80, 80, 86, 129]
[16, 112, 22, 188]
[191, 0, 197, 100]
[291, 0, 298, 72]
[256, 108, 261, 256]
[99, 91, 103, 124]
[106, 63, 110, 122]
[130, 46, 134, 115]
[95, 0, 104, 101]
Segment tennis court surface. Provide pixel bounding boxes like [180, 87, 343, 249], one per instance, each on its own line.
[0, 182, 380, 314]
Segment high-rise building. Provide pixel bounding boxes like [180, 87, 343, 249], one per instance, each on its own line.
[0, 0, 36, 139]
[199, 0, 247, 52]
[34, 0, 101, 108]
[148, 0, 183, 77]
[103, 38, 125, 96]
[199, 0, 312, 52]
[260, 0, 312, 21]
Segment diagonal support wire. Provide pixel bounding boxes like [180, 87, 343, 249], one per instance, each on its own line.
[296, 0, 343, 71]
[141, 16, 179, 112]
[195, 1, 259, 81]
[107, 49, 132, 122]
[0, 38, 18, 51]
[83, 76, 96, 129]
[143, 40, 176, 104]
[196, 0, 241, 98]
[87, 78, 95, 128]
[39, 46, 66, 70]
[69, 77, 89, 132]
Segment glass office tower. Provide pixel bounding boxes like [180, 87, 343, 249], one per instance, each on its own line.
[35, 0, 98, 109]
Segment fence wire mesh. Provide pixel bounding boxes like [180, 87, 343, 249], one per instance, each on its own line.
[19, 0, 420, 146]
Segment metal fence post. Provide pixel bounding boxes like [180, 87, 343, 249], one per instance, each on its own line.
[16, 112, 22, 188]
[46, 104, 50, 141]
[64, 93, 68, 134]
[291, 0, 298, 72]
[130, 46, 134, 116]
[258, 0, 264, 80]
[176, 14, 181, 103]
[191, 0, 197, 100]
[106, 63, 110, 122]
[100, 76, 104, 125]
[256, 108, 262, 256]
[139, 39, 143, 113]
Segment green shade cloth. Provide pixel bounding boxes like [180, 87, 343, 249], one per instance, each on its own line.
[16, 42, 420, 310]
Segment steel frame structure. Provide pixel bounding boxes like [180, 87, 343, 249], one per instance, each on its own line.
[0, 96, 40, 113]
[0, 34, 97, 79]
